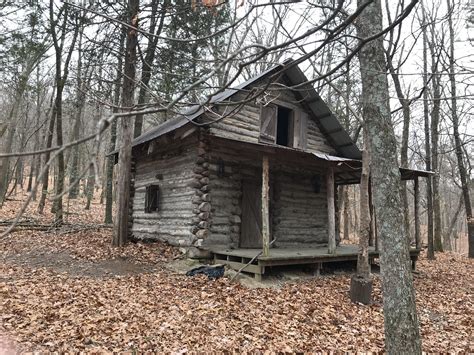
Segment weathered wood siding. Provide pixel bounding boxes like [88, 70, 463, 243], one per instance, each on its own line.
[207, 80, 336, 155]
[204, 144, 260, 249]
[131, 137, 198, 246]
[205, 139, 329, 249]
[272, 172, 328, 247]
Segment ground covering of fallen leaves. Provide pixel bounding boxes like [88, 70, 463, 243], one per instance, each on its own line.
[0, 193, 473, 353]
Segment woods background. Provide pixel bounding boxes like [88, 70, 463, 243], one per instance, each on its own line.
[0, 0, 472, 253]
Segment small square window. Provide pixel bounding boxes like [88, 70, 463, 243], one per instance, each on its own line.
[145, 185, 160, 213]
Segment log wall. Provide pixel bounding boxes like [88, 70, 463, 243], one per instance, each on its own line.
[130, 129, 330, 252]
[207, 80, 336, 155]
[205, 139, 329, 249]
[131, 137, 198, 246]
[272, 171, 328, 247]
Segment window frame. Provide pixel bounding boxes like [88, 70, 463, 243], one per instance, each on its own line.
[145, 184, 160, 213]
[258, 101, 307, 149]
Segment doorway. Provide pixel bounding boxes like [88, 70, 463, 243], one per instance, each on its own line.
[240, 179, 263, 248]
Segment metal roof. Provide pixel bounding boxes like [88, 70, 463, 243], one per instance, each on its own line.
[281, 64, 362, 159]
[129, 59, 362, 159]
[130, 62, 287, 149]
[209, 135, 431, 183]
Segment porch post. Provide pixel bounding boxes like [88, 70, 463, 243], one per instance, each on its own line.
[262, 155, 270, 257]
[414, 176, 421, 249]
[327, 167, 336, 254]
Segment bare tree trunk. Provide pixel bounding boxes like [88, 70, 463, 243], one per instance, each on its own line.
[105, 28, 126, 224]
[386, 59, 411, 244]
[447, 0, 473, 258]
[446, 194, 463, 248]
[85, 164, 95, 210]
[429, 36, 443, 252]
[422, 4, 435, 259]
[113, 0, 139, 246]
[384, 4, 412, 244]
[26, 161, 34, 193]
[356, 0, 421, 352]
[0, 68, 31, 205]
[69, 26, 85, 199]
[350, 135, 373, 305]
[133, 0, 167, 138]
[48, 1, 80, 223]
[32, 67, 44, 201]
[37, 105, 56, 214]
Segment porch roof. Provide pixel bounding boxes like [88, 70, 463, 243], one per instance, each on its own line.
[211, 135, 432, 185]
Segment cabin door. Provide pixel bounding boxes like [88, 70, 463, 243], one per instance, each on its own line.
[240, 179, 263, 248]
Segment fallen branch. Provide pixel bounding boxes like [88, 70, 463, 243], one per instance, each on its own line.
[0, 221, 113, 233]
[229, 238, 277, 282]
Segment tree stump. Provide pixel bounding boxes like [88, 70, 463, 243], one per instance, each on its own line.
[350, 274, 373, 305]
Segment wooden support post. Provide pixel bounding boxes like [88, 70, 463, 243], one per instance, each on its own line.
[262, 155, 270, 257]
[327, 167, 336, 254]
[414, 177, 421, 250]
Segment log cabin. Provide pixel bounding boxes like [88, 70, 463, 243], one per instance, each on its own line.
[121, 59, 429, 280]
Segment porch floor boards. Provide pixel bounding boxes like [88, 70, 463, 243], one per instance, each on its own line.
[211, 244, 421, 280]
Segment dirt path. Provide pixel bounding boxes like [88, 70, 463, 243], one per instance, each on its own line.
[3, 249, 159, 278]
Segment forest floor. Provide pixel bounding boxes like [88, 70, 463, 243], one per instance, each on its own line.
[0, 192, 473, 353]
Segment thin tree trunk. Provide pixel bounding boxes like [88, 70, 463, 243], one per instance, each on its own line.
[0, 70, 31, 205]
[357, 140, 371, 277]
[447, 0, 473, 258]
[386, 61, 411, 245]
[105, 28, 126, 224]
[85, 164, 95, 210]
[133, 0, 167, 138]
[37, 107, 56, 214]
[429, 36, 443, 252]
[26, 161, 34, 193]
[69, 27, 85, 199]
[356, 0, 421, 352]
[32, 68, 43, 201]
[350, 134, 373, 305]
[446, 194, 463, 248]
[113, 0, 139, 246]
[422, 4, 435, 259]
[49, 2, 80, 223]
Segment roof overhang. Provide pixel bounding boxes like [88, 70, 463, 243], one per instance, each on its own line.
[209, 135, 432, 184]
[123, 59, 362, 160]
[282, 64, 362, 160]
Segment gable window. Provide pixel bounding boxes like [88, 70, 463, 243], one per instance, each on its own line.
[145, 185, 160, 213]
[276, 106, 292, 146]
[259, 104, 307, 149]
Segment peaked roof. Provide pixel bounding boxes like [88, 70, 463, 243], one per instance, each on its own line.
[132, 59, 362, 159]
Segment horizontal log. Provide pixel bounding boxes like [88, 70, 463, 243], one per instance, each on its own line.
[132, 232, 194, 247]
[132, 226, 193, 235]
[202, 233, 232, 246]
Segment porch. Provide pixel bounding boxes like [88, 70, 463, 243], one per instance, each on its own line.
[212, 245, 422, 281]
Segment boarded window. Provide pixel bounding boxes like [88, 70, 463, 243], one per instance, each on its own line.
[145, 185, 160, 213]
[259, 104, 277, 143]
